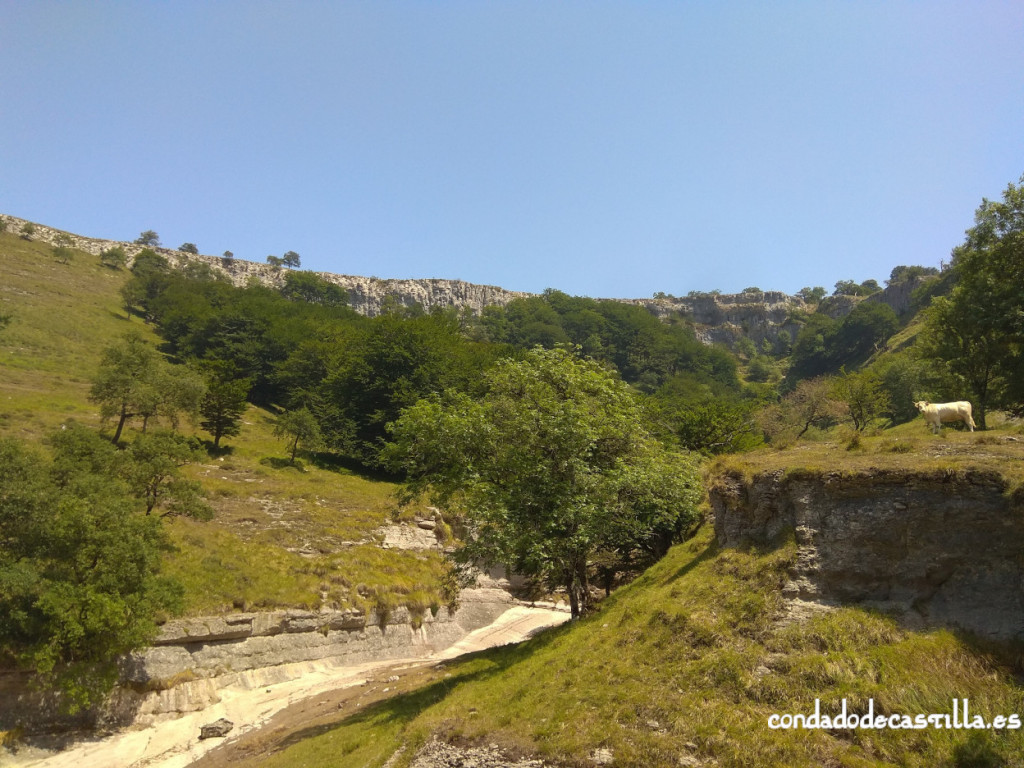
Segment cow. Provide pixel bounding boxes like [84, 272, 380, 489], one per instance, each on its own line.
[913, 400, 976, 434]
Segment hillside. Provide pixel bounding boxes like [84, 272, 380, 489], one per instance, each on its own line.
[6, 214, 1024, 768]
[0, 225, 451, 621]
[195, 440, 1024, 768]
[2, 213, 890, 347]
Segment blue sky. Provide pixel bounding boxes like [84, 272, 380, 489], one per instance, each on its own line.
[2, 2, 1022, 298]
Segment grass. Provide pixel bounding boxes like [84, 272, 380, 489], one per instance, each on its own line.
[0, 224, 451, 619]
[0, 229, 151, 438]
[710, 420, 1024, 496]
[251, 526, 1024, 768]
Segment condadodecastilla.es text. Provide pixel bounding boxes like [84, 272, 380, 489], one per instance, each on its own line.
[768, 699, 1021, 730]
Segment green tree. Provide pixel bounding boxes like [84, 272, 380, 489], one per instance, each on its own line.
[385, 348, 703, 618]
[789, 313, 839, 379]
[274, 407, 323, 463]
[52, 233, 74, 264]
[798, 286, 827, 303]
[873, 353, 932, 424]
[831, 301, 899, 363]
[888, 265, 939, 285]
[282, 250, 301, 268]
[281, 270, 348, 307]
[135, 230, 160, 246]
[832, 369, 890, 431]
[760, 376, 844, 441]
[200, 375, 250, 449]
[669, 397, 762, 455]
[120, 249, 172, 319]
[89, 332, 163, 443]
[918, 176, 1024, 426]
[121, 431, 213, 519]
[0, 434, 182, 712]
[19, 221, 36, 239]
[100, 246, 128, 269]
[178, 242, 199, 254]
[135, 364, 207, 433]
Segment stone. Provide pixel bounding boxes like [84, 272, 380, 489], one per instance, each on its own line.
[199, 717, 233, 739]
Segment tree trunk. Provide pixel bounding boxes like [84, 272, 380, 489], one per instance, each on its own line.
[290, 435, 299, 463]
[112, 403, 128, 444]
[566, 557, 590, 619]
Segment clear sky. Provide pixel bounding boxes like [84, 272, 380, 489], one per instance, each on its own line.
[2, 2, 1022, 298]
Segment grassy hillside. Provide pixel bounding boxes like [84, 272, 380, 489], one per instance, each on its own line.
[0, 226, 450, 618]
[223, 522, 1024, 768]
[0, 228, 141, 436]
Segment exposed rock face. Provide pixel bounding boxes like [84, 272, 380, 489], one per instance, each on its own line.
[865, 275, 933, 317]
[377, 522, 443, 550]
[620, 291, 808, 347]
[0, 589, 514, 734]
[408, 739, 548, 768]
[710, 469, 1024, 641]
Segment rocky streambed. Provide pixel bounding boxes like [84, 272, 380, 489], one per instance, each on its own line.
[1, 590, 569, 767]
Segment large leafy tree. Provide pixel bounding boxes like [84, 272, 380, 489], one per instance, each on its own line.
[918, 176, 1024, 427]
[385, 348, 703, 619]
[0, 432, 182, 713]
[274, 407, 324, 464]
[323, 313, 496, 465]
[89, 333, 205, 442]
[200, 373, 251, 449]
[89, 332, 163, 443]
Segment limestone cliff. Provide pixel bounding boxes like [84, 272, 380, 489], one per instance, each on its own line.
[709, 468, 1024, 642]
[0, 589, 516, 733]
[3, 213, 894, 344]
[620, 291, 808, 347]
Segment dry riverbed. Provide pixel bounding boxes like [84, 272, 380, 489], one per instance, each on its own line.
[5, 605, 569, 768]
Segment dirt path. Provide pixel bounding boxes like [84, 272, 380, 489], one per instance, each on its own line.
[6, 605, 568, 768]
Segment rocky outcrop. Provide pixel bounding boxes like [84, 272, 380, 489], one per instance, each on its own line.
[709, 468, 1024, 641]
[0, 589, 514, 734]
[865, 275, 933, 317]
[408, 739, 548, 768]
[621, 291, 808, 347]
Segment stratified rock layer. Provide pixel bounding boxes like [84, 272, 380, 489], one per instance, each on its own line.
[710, 468, 1024, 641]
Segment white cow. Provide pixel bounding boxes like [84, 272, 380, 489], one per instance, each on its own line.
[914, 400, 976, 434]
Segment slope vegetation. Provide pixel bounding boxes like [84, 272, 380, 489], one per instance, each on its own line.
[0, 227, 450, 619]
[205, 514, 1024, 768]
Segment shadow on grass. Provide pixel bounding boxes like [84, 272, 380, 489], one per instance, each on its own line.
[202, 441, 236, 458]
[308, 451, 403, 482]
[259, 456, 303, 470]
[269, 621, 574, 756]
[660, 542, 717, 586]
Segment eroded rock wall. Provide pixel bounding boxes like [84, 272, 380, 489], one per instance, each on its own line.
[709, 469, 1024, 641]
[0, 589, 513, 733]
